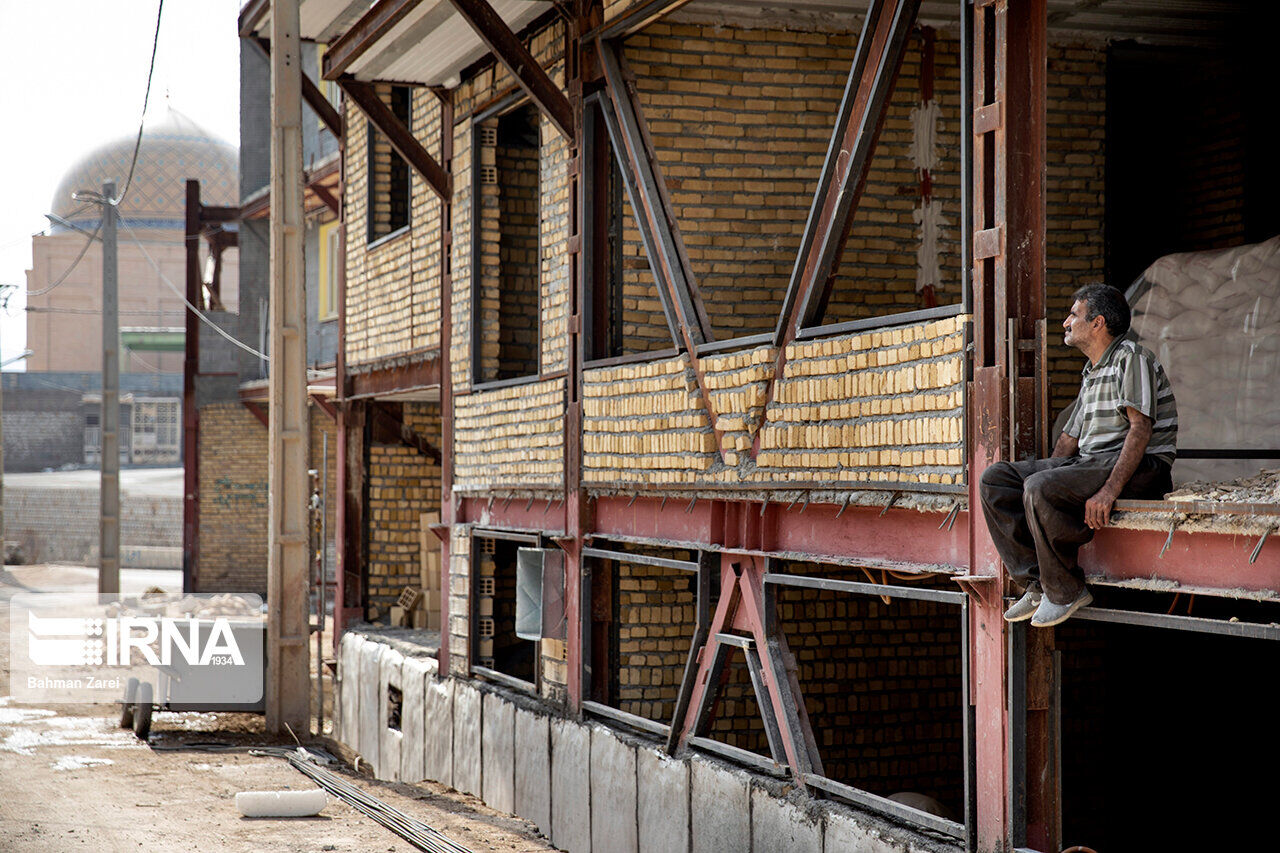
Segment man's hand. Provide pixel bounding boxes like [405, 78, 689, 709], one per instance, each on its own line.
[1085, 484, 1119, 529]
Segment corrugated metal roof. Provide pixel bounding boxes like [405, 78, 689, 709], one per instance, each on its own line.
[347, 1, 553, 85]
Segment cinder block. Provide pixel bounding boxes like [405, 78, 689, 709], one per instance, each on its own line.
[399, 657, 430, 783]
[378, 647, 405, 781]
[356, 639, 383, 773]
[551, 717, 591, 853]
[338, 633, 364, 749]
[423, 675, 454, 787]
[591, 727, 638, 853]
[690, 757, 751, 853]
[453, 681, 483, 797]
[751, 788, 821, 853]
[637, 747, 689, 853]
[481, 692, 515, 814]
[514, 708, 551, 835]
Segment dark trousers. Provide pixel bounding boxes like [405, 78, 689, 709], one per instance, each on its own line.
[978, 454, 1172, 604]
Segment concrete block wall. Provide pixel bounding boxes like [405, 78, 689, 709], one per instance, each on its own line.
[3, 486, 180, 566]
[366, 401, 442, 618]
[343, 88, 444, 368]
[582, 316, 967, 487]
[452, 377, 566, 490]
[450, 21, 570, 393]
[336, 632, 953, 853]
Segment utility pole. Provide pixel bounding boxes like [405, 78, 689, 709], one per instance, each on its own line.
[266, 0, 311, 734]
[100, 180, 120, 595]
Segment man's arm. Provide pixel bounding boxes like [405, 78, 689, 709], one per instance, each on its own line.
[1084, 406, 1152, 529]
[1052, 431, 1079, 458]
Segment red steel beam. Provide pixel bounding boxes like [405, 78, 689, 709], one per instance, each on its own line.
[341, 79, 452, 201]
[458, 495, 569, 536]
[323, 0, 423, 81]
[1085, 526, 1280, 594]
[243, 401, 270, 429]
[447, 0, 574, 140]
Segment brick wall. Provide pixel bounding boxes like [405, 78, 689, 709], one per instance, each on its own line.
[583, 316, 967, 487]
[1046, 42, 1107, 418]
[474, 106, 542, 382]
[198, 403, 268, 594]
[365, 402, 442, 618]
[775, 568, 963, 808]
[344, 88, 445, 368]
[453, 377, 565, 492]
[199, 401, 340, 596]
[615, 559, 698, 722]
[450, 22, 570, 393]
[448, 524, 472, 676]
[611, 21, 962, 351]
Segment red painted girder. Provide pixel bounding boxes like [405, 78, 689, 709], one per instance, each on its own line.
[458, 495, 568, 536]
[1084, 526, 1280, 595]
[591, 495, 967, 568]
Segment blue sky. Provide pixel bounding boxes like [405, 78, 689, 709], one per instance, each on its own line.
[0, 0, 243, 367]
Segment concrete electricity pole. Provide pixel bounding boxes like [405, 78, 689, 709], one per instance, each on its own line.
[100, 180, 120, 595]
[266, 0, 311, 734]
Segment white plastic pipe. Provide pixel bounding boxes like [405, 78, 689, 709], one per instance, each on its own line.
[235, 788, 328, 818]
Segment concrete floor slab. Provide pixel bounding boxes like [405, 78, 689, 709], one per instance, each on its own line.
[356, 639, 383, 773]
[690, 758, 751, 853]
[551, 717, 591, 853]
[378, 647, 405, 782]
[338, 633, 364, 748]
[453, 681, 483, 798]
[399, 657, 431, 783]
[751, 788, 822, 853]
[481, 692, 516, 814]
[514, 708, 551, 835]
[591, 727, 638, 853]
[637, 747, 689, 853]
[423, 675, 455, 788]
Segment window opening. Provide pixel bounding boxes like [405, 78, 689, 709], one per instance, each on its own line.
[367, 85, 411, 243]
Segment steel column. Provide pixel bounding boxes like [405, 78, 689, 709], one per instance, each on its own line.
[183, 181, 201, 594]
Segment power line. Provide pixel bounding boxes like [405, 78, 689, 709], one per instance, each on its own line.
[119, 216, 268, 362]
[25, 221, 102, 298]
[116, 0, 166, 207]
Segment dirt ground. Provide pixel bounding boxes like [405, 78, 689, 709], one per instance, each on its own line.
[0, 563, 556, 853]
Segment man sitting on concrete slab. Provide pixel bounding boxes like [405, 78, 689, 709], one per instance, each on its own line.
[980, 284, 1178, 627]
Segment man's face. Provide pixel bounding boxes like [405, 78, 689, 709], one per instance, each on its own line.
[1063, 299, 1102, 351]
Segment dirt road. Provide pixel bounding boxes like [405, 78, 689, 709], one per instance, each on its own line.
[0, 564, 555, 853]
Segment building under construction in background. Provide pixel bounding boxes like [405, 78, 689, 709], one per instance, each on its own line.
[183, 1, 1280, 851]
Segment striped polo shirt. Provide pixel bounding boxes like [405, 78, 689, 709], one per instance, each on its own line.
[1064, 334, 1178, 464]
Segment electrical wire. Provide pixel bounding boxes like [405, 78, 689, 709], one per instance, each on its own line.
[25, 221, 103, 298]
[116, 0, 166, 207]
[119, 216, 269, 361]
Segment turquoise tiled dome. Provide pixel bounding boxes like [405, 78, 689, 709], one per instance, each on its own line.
[51, 108, 237, 229]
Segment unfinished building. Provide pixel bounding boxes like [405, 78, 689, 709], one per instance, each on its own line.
[231, 1, 1280, 851]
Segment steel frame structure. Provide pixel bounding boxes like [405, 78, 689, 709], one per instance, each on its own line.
[221, 1, 1280, 850]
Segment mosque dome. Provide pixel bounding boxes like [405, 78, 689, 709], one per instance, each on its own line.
[50, 108, 237, 228]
